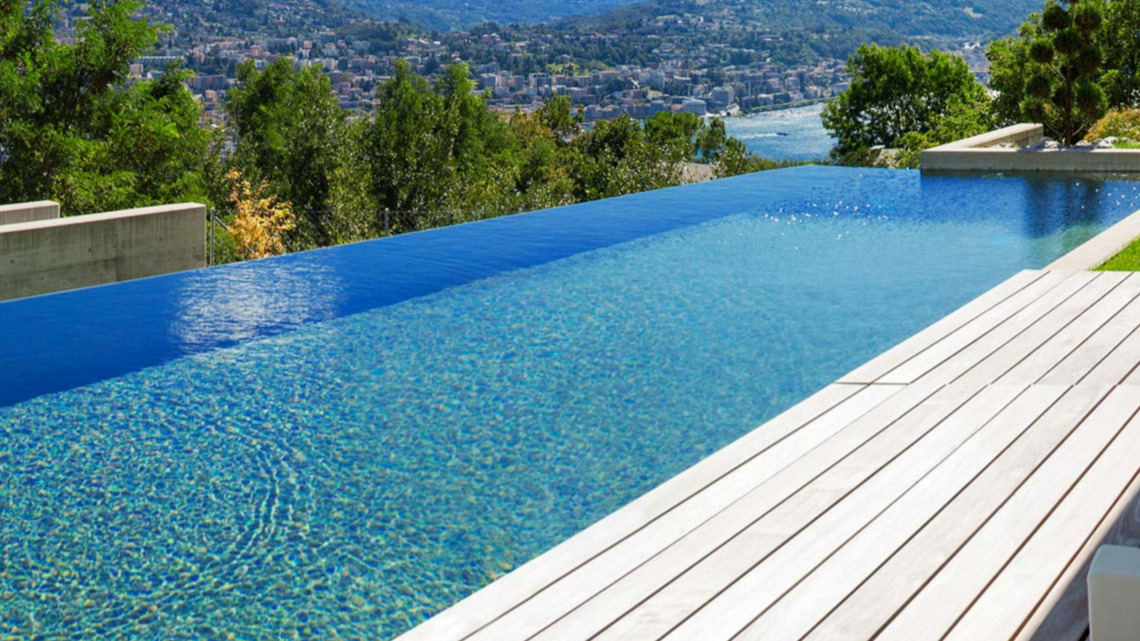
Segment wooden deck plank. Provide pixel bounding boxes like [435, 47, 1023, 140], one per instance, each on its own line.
[1079, 310, 1140, 386]
[952, 272, 1129, 388]
[523, 380, 975, 641]
[739, 384, 1087, 641]
[945, 388, 1140, 641]
[460, 384, 902, 641]
[880, 271, 1095, 385]
[636, 385, 1028, 641]
[394, 383, 866, 641]
[998, 274, 1140, 385]
[873, 385, 1140, 641]
[838, 270, 1045, 384]
[1021, 472, 1140, 641]
[1039, 282, 1140, 385]
[801, 384, 1112, 641]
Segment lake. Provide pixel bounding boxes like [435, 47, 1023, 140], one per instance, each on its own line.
[723, 103, 835, 162]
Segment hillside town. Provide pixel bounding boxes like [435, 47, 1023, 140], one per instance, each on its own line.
[118, 16, 852, 123]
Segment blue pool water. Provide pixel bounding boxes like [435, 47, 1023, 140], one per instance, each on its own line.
[2, 166, 1140, 638]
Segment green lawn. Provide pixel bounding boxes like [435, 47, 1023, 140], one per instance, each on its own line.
[1098, 237, 1140, 271]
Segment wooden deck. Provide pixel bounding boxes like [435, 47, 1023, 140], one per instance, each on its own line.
[399, 269, 1140, 641]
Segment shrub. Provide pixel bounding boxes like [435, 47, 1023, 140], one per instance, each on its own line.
[1085, 109, 1140, 142]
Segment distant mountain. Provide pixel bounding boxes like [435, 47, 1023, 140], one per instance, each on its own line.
[136, 0, 364, 38]
[353, 0, 1041, 37]
[340, 0, 641, 31]
[560, 0, 1042, 41]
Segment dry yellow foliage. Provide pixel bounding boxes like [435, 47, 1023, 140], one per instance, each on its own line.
[226, 168, 296, 260]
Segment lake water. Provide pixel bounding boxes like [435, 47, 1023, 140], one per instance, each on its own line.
[723, 103, 835, 162]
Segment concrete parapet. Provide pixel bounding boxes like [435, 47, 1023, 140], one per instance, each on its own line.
[921, 123, 1140, 172]
[0, 201, 60, 226]
[941, 123, 1045, 150]
[1088, 546, 1140, 641]
[0, 203, 206, 301]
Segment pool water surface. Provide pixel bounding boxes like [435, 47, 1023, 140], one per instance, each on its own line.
[1, 167, 1139, 638]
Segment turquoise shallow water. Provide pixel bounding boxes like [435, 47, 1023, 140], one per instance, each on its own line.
[2, 168, 1140, 638]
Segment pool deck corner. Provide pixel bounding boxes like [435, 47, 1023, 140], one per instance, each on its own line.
[401, 264, 1140, 640]
[1048, 205, 1140, 271]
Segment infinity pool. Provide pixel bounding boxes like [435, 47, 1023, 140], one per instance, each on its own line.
[2, 167, 1139, 638]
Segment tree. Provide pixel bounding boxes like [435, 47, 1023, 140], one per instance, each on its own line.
[505, 104, 576, 212]
[1020, 0, 1107, 145]
[226, 58, 344, 247]
[643, 111, 703, 161]
[987, 34, 1035, 125]
[569, 114, 683, 201]
[713, 138, 784, 178]
[895, 94, 996, 168]
[225, 168, 296, 260]
[1102, 0, 1140, 107]
[536, 93, 582, 140]
[0, 0, 212, 213]
[821, 44, 989, 160]
[698, 118, 729, 161]
[360, 61, 452, 232]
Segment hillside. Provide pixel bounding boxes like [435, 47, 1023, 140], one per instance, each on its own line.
[340, 0, 639, 31]
[561, 0, 1042, 40]
[346, 0, 1041, 36]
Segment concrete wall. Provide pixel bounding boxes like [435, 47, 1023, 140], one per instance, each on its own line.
[0, 201, 60, 226]
[0, 204, 206, 301]
[922, 123, 1140, 172]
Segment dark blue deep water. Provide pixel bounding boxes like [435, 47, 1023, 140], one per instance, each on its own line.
[1, 166, 1139, 638]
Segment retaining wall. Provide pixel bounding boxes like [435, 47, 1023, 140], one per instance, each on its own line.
[921, 123, 1140, 172]
[0, 203, 206, 301]
[0, 201, 60, 226]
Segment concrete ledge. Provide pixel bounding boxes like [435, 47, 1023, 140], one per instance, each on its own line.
[0, 203, 206, 301]
[1048, 206, 1140, 271]
[1089, 545, 1140, 641]
[921, 123, 1140, 172]
[936, 123, 1045, 150]
[0, 201, 60, 226]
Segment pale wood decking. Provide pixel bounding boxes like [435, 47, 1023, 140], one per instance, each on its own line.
[400, 269, 1140, 641]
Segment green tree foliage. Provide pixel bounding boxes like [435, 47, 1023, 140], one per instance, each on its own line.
[986, 34, 1034, 125]
[989, 0, 1113, 143]
[569, 114, 684, 200]
[1020, 0, 1107, 145]
[0, 0, 212, 213]
[504, 96, 579, 210]
[821, 44, 989, 161]
[895, 94, 996, 168]
[226, 58, 345, 247]
[359, 60, 464, 232]
[1102, 0, 1140, 107]
[712, 138, 788, 178]
[353, 64, 769, 236]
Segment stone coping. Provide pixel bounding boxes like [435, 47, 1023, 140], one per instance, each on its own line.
[0, 200, 59, 226]
[0, 203, 200, 233]
[1048, 206, 1140, 271]
[921, 123, 1140, 172]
